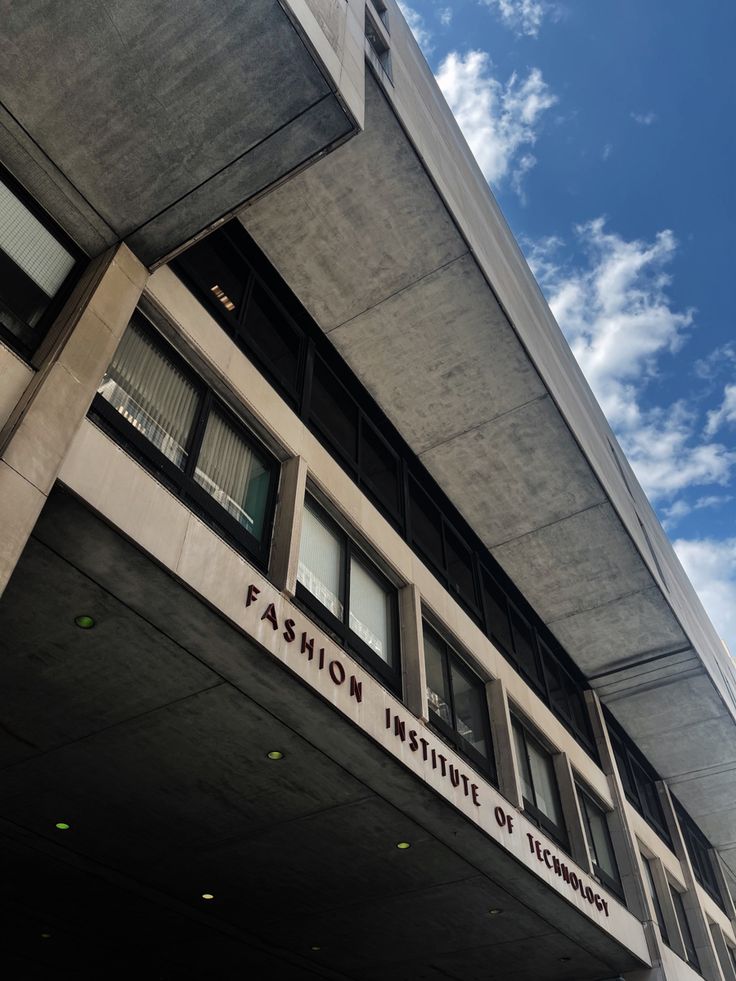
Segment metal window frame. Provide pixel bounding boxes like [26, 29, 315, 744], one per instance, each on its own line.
[576, 783, 624, 900]
[511, 716, 569, 851]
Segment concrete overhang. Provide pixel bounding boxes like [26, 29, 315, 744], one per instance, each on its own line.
[0, 0, 363, 266]
[235, 6, 736, 875]
[0, 483, 647, 978]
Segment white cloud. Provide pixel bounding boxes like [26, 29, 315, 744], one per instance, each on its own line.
[438, 6, 453, 26]
[631, 111, 658, 126]
[661, 493, 732, 531]
[528, 221, 736, 501]
[694, 341, 736, 381]
[602, 142, 613, 161]
[706, 384, 736, 436]
[398, 2, 434, 55]
[481, 0, 547, 38]
[674, 537, 736, 656]
[435, 52, 556, 192]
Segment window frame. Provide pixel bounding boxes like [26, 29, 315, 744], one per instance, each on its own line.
[295, 495, 401, 695]
[607, 715, 672, 847]
[422, 622, 496, 782]
[576, 784, 624, 900]
[90, 312, 279, 568]
[512, 716, 569, 851]
[0, 162, 86, 362]
[669, 883, 702, 973]
[641, 854, 670, 946]
[675, 799, 724, 909]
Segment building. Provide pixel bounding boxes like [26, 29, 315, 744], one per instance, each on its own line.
[1, 2, 735, 978]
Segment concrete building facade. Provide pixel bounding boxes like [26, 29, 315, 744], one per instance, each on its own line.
[1, 2, 735, 978]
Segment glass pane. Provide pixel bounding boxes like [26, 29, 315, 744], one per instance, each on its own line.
[445, 527, 477, 608]
[244, 284, 302, 394]
[671, 887, 700, 969]
[586, 799, 620, 884]
[481, 570, 512, 653]
[175, 234, 246, 327]
[348, 557, 393, 664]
[450, 659, 489, 757]
[310, 356, 358, 463]
[0, 178, 75, 349]
[632, 759, 664, 827]
[298, 504, 344, 620]
[611, 734, 637, 804]
[527, 737, 563, 827]
[409, 479, 444, 572]
[424, 629, 451, 725]
[513, 723, 534, 805]
[98, 320, 200, 468]
[193, 409, 271, 539]
[360, 420, 400, 517]
[510, 606, 542, 686]
[643, 858, 669, 944]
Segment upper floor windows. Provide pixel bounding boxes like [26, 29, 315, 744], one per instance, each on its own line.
[297, 497, 400, 694]
[0, 166, 82, 360]
[607, 714, 671, 846]
[512, 717, 568, 850]
[675, 800, 724, 908]
[577, 786, 623, 899]
[670, 884, 701, 972]
[92, 313, 278, 566]
[423, 623, 495, 780]
[171, 222, 595, 756]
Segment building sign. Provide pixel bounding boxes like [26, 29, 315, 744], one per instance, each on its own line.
[245, 581, 616, 921]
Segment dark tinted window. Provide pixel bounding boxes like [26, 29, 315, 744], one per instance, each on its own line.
[310, 355, 358, 463]
[175, 234, 247, 329]
[510, 606, 541, 687]
[670, 886, 700, 971]
[481, 569, 512, 654]
[243, 283, 302, 394]
[360, 419, 401, 518]
[445, 526, 477, 609]
[409, 477, 444, 571]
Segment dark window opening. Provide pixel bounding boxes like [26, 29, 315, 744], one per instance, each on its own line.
[577, 786, 624, 900]
[424, 623, 495, 780]
[642, 857, 670, 946]
[675, 799, 724, 909]
[0, 164, 84, 360]
[670, 885, 701, 972]
[365, 10, 391, 77]
[607, 714, 671, 847]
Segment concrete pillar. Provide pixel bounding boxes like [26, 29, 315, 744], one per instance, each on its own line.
[0, 245, 147, 595]
[487, 678, 523, 809]
[400, 583, 427, 721]
[710, 921, 736, 981]
[269, 455, 308, 596]
[553, 752, 592, 873]
[658, 781, 725, 981]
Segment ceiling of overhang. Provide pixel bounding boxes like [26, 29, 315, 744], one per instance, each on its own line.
[0, 487, 641, 980]
[0, 0, 354, 265]
[238, 71, 736, 874]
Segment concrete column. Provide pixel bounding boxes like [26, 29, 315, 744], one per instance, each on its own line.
[553, 752, 592, 873]
[711, 849, 736, 923]
[0, 244, 147, 595]
[487, 678, 523, 809]
[400, 583, 427, 721]
[710, 921, 736, 981]
[658, 781, 725, 981]
[269, 455, 308, 596]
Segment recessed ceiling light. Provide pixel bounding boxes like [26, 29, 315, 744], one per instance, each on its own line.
[74, 615, 95, 629]
[41, 933, 51, 940]
[266, 751, 284, 761]
[55, 822, 70, 831]
[396, 841, 411, 850]
[201, 893, 214, 900]
[488, 908, 503, 916]
[310, 946, 321, 951]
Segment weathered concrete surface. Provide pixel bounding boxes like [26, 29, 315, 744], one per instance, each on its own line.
[0, 0, 358, 264]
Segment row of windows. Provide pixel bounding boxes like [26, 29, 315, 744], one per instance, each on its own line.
[172, 222, 595, 757]
[676, 799, 724, 909]
[93, 307, 734, 938]
[642, 853, 702, 972]
[0, 165, 83, 360]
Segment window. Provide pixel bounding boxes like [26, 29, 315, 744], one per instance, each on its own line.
[608, 716, 671, 845]
[369, 0, 389, 28]
[296, 497, 400, 692]
[675, 800, 724, 908]
[0, 166, 82, 359]
[423, 624, 494, 779]
[365, 10, 391, 77]
[670, 885, 701, 972]
[577, 787, 623, 898]
[642, 857, 669, 945]
[92, 314, 278, 565]
[512, 718, 568, 849]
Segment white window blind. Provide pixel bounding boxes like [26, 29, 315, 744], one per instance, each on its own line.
[349, 557, 391, 663]
[298, 505, 344, 619]
[0, 179, 74, 296]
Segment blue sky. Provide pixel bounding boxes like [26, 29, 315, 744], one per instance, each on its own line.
[397, 0, 736, 654]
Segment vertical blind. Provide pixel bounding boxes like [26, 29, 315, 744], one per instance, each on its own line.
[98, 321, 200, 468]
[194, 409, 270, 537]
[298, 505, 344, 619]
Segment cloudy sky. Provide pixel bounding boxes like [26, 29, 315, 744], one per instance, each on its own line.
[396, 0, 736, 654]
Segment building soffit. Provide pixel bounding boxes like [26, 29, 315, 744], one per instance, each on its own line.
[238, 61, 736, 874]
